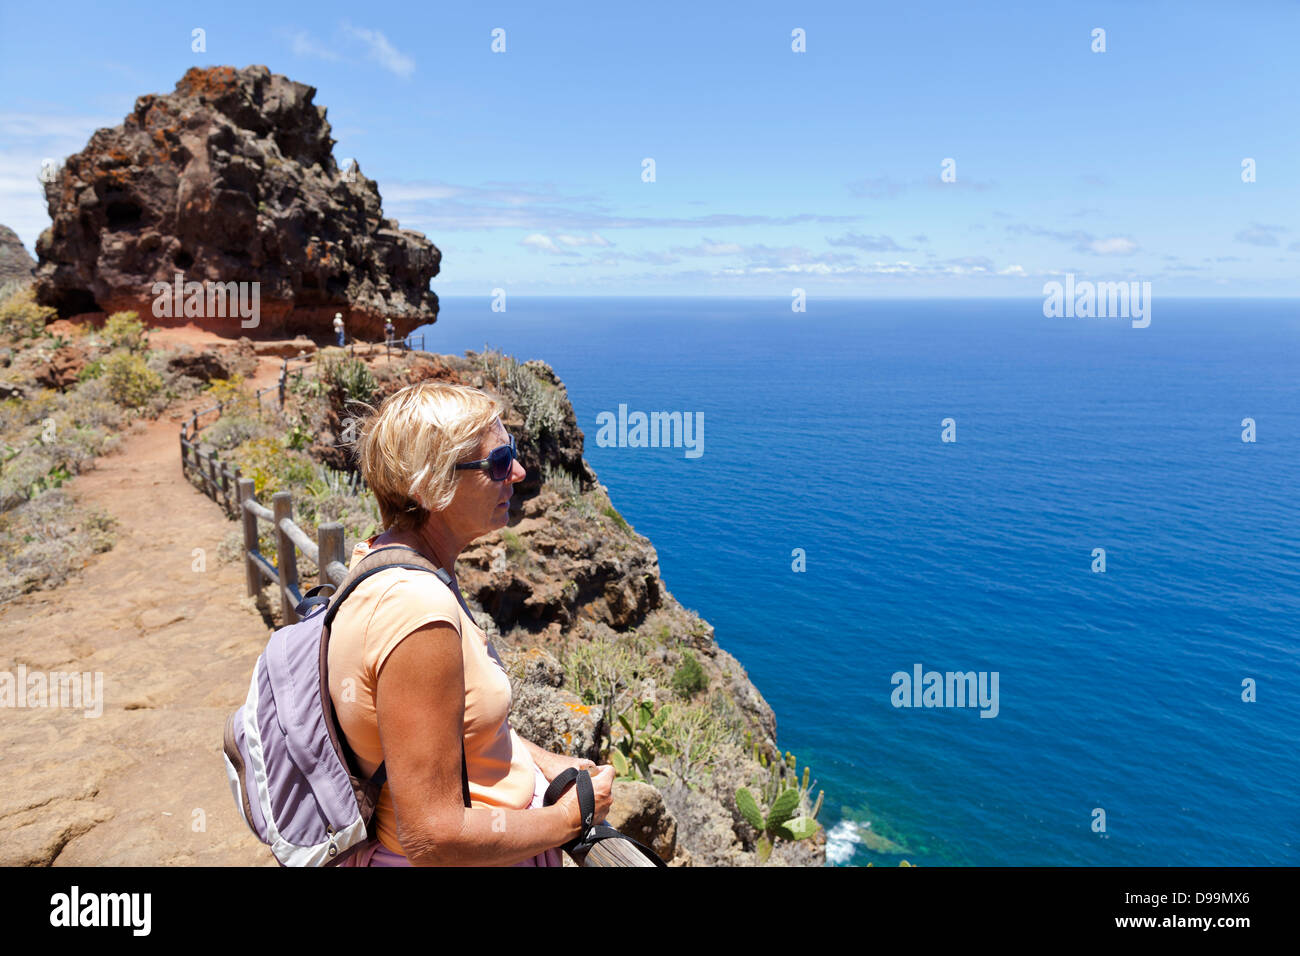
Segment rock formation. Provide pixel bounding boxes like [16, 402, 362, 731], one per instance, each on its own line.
[33, 65, 439, 341]
[0, 225, 35, 285]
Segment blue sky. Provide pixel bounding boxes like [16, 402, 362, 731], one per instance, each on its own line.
[2, 0, 1297, 296]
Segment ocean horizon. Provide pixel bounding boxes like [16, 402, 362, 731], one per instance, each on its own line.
[415, 295, 1299, 867]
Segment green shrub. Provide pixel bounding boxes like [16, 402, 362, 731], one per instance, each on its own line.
[62, 378, 125, 432]
[563, 636, 637, 711]
[231, 436, 317, 497]
[102, 311, 149, 353]
[540, 461, 582, 497]
[203, 412, 264, 451]
[660, 699, 736, 788]
[231, 439, 317, 502]
[103, 352, 163, 408]
[475, 346, 565, 441]
[501, 527, 525, 559]
[0, 286, 54, 341]
[204, 374, 258, 417]
[284, 422, 313, 451]
[322, 354, 376, 406]
[77, 358, 105, 382]
[671, 650, 708, 699]
[602, 503, 631, 533]
[287, 366, 327, 401]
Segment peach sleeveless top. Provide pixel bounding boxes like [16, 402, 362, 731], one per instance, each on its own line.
[327, 535, 537, 855]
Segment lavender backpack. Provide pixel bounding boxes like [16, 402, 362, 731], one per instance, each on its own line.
[222, 544, 471, 866]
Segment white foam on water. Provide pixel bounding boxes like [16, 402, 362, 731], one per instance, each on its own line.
[825, 819, 864, 866]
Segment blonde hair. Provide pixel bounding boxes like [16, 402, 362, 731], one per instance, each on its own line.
[353, 382, 506, 533]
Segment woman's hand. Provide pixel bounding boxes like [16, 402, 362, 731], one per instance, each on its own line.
[520, 738, 595, 785]
[555, 764, 616, 838]
[530, 747, 596, 783]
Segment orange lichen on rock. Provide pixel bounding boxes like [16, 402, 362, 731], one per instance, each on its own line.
[176, 65, 240, 99]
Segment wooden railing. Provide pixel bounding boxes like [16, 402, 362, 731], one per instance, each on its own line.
[346, 332, 425, 358]
[237, 478, 348, 623]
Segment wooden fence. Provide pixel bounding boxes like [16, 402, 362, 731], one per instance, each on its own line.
[346, 332, 425, 358]
[237, 478, 348, 624]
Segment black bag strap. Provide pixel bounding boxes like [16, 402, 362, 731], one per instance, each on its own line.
[312, 544, 472, 809]
[542, 767, 667, 867]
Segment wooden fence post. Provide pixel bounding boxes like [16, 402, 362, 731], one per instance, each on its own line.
[272, 491, 299, 624]
[318, 522, 344, 588]
[238, 478, 259, 598]
[218, 460, 230, 513]
[206, 452, 218, 499]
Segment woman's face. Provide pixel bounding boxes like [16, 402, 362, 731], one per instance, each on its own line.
[449, 418, 525, 538]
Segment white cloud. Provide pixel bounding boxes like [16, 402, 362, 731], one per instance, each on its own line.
[553, 232, 612, 248]
[342, 23, 416, 78]
[1088, 237, 1138, 255]
[288, 31, 341, 62]
[520, 232, 611, 255]
[520, 234, 566, 255]
[382, 183, 466, 202]
[671, 239, 745, 256]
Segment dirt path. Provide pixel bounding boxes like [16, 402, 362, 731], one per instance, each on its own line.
[0, 330, 388, 866]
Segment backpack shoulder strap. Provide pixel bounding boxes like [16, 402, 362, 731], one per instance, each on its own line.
[321, 545, 445, 631]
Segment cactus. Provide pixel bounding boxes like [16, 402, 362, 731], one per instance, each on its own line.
[734, 785, 821, 862]
[610, 699, 675, 784]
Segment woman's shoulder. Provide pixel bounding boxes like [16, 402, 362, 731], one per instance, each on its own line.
[339, 539, 463, 630]
[365, 569, 463, 627]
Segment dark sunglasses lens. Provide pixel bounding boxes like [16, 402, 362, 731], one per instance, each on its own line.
[489, 446, 513, 480]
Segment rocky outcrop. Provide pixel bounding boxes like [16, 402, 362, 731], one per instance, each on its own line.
[0, 225, 35, 284]
[33, 344, 90, 390]
[33, 65, 440, 340]
[164, 340, 257, 384]
[607, 780, 678, 862]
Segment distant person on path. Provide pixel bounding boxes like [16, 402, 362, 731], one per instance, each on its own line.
[329, 382, 615, 865]
[333, 312, 346, 347]
[384, 318, 394, 348]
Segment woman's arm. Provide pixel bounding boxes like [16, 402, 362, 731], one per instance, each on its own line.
[375, 620, 581, 866]
[517, 734, 596, 783]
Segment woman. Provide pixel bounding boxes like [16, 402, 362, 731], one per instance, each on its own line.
[328, 380, 614, 866]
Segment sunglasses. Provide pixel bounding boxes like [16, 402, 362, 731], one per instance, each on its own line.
[454, 434, 518, 481]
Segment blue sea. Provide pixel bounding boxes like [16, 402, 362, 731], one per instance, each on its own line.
[414, 296, 1300, 867]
